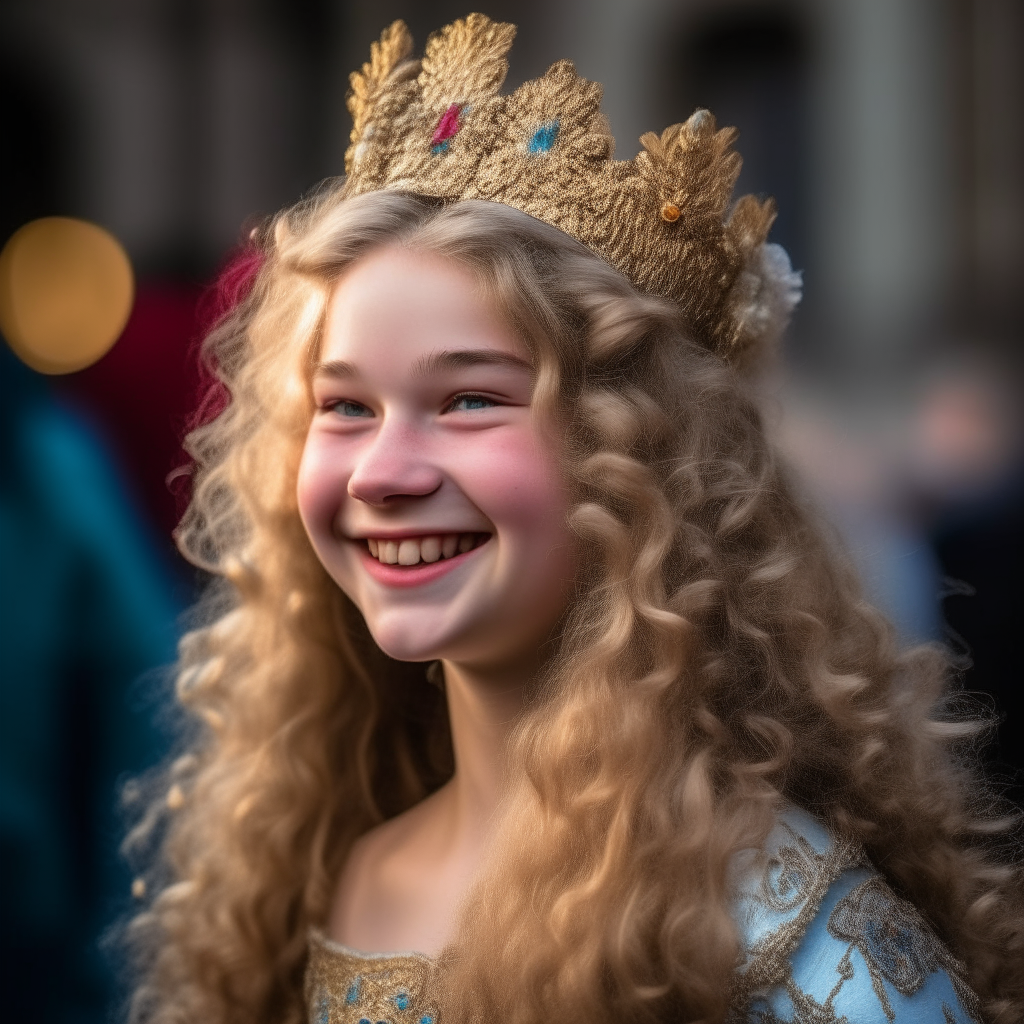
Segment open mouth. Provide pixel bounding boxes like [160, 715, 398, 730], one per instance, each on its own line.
[364, 532, 490, 567]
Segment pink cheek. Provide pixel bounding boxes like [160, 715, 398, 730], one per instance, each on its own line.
[297, 438, 350, 539]
[457, 430, 566, 532]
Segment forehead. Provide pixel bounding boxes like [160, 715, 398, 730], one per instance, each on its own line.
[321, 246, 526, 365]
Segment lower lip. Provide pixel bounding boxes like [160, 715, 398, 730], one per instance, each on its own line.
[356, 540, 489, 588]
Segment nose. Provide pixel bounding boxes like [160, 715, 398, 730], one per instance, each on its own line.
[347, 418, 443, 507]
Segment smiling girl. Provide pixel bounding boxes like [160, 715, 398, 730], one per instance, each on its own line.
[124, 16, 1023, 1024]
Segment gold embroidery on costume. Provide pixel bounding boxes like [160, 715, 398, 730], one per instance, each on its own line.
[305, 932, 435, 1024]
[826, 877, 980, 1023]
[777, 984, 848, 1024]
[724, 812, 981, 1023]
[732, 821, 864, 1002]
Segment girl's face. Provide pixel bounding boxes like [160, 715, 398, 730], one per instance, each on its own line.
[298, 246, 575, 672]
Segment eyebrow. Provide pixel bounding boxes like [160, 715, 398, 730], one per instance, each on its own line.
[411, 348, 533, 377]
[313, 348, 533, 381]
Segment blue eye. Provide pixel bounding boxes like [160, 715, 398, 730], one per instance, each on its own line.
[332, 400, 373, 418]
[449, 394, 495, 412]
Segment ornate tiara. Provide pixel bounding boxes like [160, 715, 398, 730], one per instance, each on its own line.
[343, 13, 801, 368]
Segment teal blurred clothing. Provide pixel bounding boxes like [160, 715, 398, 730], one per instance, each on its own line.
[1, 348, 182, 1022]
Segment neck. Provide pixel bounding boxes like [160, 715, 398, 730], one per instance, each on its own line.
[437, 655, 533, 846]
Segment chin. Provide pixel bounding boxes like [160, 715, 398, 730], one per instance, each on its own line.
[361, 613, 457, 664]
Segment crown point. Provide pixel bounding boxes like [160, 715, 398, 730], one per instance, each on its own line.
[660, 202, 681, 223]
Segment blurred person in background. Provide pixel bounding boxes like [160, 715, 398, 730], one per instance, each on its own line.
[0, 345, 181, 1023]
[772, 391, 947, 646]
[1, 41, 189, 1024]
[775, 352, 1024, 805]
[912, 355, 1024, 805]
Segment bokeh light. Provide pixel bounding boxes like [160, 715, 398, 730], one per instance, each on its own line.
[0, 216, 134, 375]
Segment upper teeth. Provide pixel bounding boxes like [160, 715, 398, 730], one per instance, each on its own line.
[367, 533, 482, 566]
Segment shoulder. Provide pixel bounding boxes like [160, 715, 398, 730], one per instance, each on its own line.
[330, 803, 424, 927]
[730, 806, 982, 1023]
[327, 786, 460, 956]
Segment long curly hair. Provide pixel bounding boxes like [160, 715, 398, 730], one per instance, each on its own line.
[123, 189, 1024, 1024]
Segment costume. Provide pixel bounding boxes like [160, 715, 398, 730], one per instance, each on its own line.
[305, 15, 981, 1024]
[304, 808, 980, 1024]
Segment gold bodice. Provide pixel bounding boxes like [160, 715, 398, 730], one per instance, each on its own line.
[305, 931, 437, 1024]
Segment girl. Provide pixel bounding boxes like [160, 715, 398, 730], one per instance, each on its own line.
[125, 16, 1024, 1024]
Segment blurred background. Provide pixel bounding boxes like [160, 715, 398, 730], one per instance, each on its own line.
[1, 1, 1021, 1020]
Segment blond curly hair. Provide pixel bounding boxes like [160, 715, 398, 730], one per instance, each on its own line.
[123, 189, 1024, 1024]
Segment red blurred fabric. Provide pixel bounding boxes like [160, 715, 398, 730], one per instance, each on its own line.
[55, 247, 264, 540]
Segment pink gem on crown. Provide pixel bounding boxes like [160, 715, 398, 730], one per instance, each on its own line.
[431, 103, 463, 152]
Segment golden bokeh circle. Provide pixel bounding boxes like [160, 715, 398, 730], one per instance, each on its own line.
[0, 217, 134, 374]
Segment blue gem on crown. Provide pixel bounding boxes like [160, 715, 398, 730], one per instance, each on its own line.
[528, 120, 559, 155]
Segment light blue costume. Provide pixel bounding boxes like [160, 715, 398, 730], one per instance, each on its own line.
[730, 807, 980, 1023]
[305, 806, 982, 1024]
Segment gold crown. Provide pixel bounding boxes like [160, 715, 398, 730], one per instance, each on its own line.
[343, 13, 801, 367]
